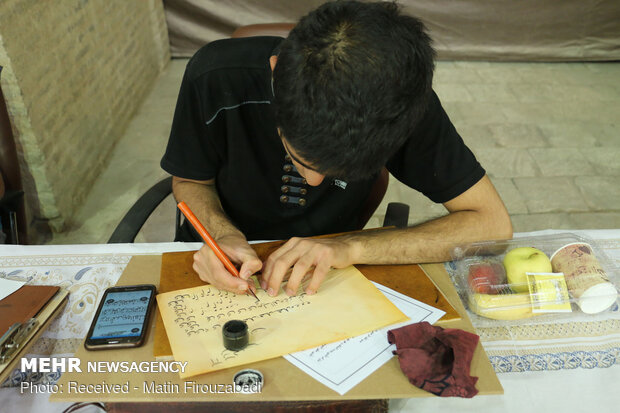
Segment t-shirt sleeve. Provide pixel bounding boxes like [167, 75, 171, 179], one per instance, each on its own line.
[386, 91, 485, 203]
[160, 63, 221, 180]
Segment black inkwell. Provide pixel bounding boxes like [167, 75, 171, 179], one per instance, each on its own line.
[222, 320, 249, 351]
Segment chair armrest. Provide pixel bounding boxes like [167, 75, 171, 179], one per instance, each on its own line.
[107, 176, 173, 243]
[107, 177, 410, 243]
[0, 189, 24, 209]
[382, 202, 409, 228]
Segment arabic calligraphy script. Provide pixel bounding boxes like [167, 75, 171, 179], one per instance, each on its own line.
[161, 286, 313, 366]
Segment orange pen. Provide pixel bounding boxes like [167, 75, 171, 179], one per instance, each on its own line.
[177, 201, 259, 300]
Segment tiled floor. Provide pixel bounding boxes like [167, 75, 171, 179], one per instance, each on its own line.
[49, 59, 620, 244]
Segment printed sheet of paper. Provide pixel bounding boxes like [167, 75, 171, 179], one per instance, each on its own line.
[284, 282, 446, 395]
[0, 278, 25, 301]
[157, 266, 407, 378]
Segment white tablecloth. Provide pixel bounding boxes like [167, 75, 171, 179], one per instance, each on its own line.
[0, 231, 618, 413]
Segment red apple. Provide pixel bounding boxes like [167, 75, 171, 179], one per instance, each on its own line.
[468, 262, 506, 294]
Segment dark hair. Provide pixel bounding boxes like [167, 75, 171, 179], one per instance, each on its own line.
[273, 0, 435, 181]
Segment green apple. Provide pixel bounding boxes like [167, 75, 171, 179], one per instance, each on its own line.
[503, 247, 552, 293]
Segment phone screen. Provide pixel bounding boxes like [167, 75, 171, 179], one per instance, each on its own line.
[90, 290, 153, 339]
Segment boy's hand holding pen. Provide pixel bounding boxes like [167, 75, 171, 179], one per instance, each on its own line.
[178, 202, 262, 300]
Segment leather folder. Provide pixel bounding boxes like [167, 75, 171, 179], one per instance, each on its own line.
[0, 285, 60, 335]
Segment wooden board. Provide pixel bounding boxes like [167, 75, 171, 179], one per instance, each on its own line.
[52, 255, 501, 403]
[153, 241, 459, 359]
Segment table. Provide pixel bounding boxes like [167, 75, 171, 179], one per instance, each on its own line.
[50, 258, 502, 405]
[1, 229, 618, 412]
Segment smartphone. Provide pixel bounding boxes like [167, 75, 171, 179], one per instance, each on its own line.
[84, 284, 156, 350]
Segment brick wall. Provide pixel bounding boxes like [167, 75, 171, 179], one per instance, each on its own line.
[0, 0, 170, 241]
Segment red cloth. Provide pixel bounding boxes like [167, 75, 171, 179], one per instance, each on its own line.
[387, 321, 480, 398]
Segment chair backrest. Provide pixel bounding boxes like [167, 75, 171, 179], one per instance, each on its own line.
[231, 23, 295, 39]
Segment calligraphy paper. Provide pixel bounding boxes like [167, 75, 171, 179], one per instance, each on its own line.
[156, 266, 407, 378]
[284, 282, 446, 394]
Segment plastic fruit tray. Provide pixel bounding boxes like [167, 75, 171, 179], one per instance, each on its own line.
[450, 233, 619, 323]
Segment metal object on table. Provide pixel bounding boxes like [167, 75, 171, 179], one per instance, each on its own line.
[233, 368, 263, 394]
[0, 319, 38, 363]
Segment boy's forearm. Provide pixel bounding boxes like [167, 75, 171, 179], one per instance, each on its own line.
[343, 208, 512, 265]
[171, 177, 246, 241]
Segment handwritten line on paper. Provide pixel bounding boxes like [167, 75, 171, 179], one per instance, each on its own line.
[284, 282, 445, 394]
[165, 289, 311, 340]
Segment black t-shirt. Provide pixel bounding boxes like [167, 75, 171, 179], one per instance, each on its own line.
[161, 36, 485, 241]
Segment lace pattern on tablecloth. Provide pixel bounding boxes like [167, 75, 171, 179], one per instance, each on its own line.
[0, 253, 132, 387]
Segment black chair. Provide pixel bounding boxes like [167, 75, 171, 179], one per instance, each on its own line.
[108, 24, 409, 243]
[0, 66, 28, 244]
